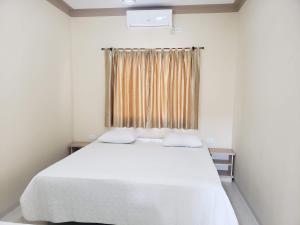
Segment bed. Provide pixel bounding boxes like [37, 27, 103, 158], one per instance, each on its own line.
[20, 140, 238, 225]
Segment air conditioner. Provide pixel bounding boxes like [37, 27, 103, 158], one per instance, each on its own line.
[127, 9, 172, 27]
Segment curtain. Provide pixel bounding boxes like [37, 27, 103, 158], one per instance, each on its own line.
[105, 48, 200, 129]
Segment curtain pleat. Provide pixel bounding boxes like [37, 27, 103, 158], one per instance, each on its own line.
[105, 48, 200, 129]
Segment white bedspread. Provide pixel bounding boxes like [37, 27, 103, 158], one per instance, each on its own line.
[20, 141, 238, 225]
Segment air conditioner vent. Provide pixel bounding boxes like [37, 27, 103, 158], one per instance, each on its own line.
[127, 9, 172, 27]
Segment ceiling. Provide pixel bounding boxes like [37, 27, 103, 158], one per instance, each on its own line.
[63, 0, 235, 9]
[47, 0, 246, 17]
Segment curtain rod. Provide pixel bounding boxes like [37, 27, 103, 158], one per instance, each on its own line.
[101, 47, 205, 51]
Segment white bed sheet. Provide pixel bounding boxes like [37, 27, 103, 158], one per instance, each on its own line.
[20, 141, 238, 225]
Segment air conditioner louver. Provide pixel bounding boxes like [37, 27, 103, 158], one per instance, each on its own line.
[127, 9, 172, 27]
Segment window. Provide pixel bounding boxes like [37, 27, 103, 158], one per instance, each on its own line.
[104, 48, 200, 129]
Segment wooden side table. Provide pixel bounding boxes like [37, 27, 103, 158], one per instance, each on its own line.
[68, 142, 91, 155]
[209, 148, 236, 182]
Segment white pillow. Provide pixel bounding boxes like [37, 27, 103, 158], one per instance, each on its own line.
[136, 128, 169, 139]
[136, 138, 163, 143]
[163, 132, 203, 148]
[98, 128, 136, 144]
[170, 128, 199, 135]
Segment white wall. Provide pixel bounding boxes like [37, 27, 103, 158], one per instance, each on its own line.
[0, 0, 72, 215]
[71, 13, 238, 147]
[233, 0, 300, 225]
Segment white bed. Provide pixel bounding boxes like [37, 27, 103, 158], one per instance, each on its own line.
[20, 140, 238, 225]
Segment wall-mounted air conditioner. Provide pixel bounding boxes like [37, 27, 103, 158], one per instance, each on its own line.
[127, 9, 172, 27]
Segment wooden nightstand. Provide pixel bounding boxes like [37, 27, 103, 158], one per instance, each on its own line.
[209, 148, 236, 182]
[68, 142, 90, 155]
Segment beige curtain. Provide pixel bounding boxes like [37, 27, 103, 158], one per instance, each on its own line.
[105, 48, 200, 129]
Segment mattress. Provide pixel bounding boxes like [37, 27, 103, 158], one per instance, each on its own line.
[20, 141, 238, 225]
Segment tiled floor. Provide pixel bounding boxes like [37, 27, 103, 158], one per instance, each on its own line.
[1, 182, 259, 225]
[223, 183, 260, 225]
